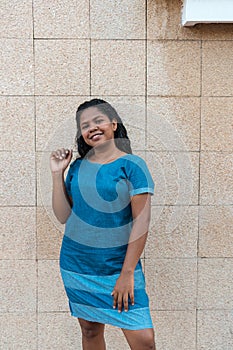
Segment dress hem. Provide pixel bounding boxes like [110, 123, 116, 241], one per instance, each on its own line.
[69, 309, 154, 331]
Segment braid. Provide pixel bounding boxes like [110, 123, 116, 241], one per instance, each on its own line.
[76, 135, 93, 158]
[114, 123, 132, 154]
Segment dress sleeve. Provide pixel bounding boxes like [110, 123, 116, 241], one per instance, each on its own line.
[127, 156, 155, 196]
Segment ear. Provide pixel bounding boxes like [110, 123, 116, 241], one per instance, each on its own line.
[112, 118, 118, 131]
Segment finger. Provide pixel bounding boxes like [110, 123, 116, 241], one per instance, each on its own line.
[123, 293, 129, 312]
[50, 151, 58, 159]
[111, 291, 117, 309]
[61, 148, 66, 157]
[67, 149, 73, 159]
[55, 149, 69, 160]
[117, 293, 123, 313]
[60, 148, 69, 160]
[130, 291, 134, 306]
[60, 148, 66, 157]
[55, 149, 63, 159]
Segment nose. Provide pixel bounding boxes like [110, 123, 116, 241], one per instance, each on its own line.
[89, 123, 99, 133]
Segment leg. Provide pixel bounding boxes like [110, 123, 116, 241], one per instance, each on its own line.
[122, 328, 156, 350]
[78, 318, 106, 350]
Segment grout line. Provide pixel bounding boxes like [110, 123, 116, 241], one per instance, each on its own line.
[150, 203, 233, 207]
[1, 308, 232, 314]
[31, 2, 39, 349]
[4, 94, 233, 98]
[31, 0, 37, 208]
[0, 205, 40, 208]
[145, 0, 148, 153]
[32, 38, 150, 41]
[196, 209, 200, 350]
[3, 94, 233, 98]
[144, 0, 148, 265]
[90, 39, 92, 96]
[89, 0, 91, 96]
[67, 150, 228, 154]
[0, 204, 233, 208]
[196, 238, 199, 350]
[4, 36, 233, 42]
[1, 149, 232, 153]
[30, 37, 232, 42]
[196, 38, 203, 350]
[142, 308, 233, 312]
[198, 39, 203, 207]
[1, 256, 233, 261]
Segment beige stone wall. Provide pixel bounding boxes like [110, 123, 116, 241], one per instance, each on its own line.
[1, 1, 233, 349]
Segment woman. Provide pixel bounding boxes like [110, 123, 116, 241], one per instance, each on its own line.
[50, 99, 156, 349]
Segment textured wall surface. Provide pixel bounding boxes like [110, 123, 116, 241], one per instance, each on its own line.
[1, 1, 233, 349]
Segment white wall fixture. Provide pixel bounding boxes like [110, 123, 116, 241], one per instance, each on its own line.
[182, 0, 233, 26]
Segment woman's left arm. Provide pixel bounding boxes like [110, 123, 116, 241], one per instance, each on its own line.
[111, 193, 151, 312]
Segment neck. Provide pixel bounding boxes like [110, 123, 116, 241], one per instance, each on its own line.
[90, 140, 122, 162]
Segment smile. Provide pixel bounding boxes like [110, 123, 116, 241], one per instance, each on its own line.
[89, 132, 104, 140]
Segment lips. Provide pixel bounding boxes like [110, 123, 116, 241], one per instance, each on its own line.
[89, 132, 103, 140]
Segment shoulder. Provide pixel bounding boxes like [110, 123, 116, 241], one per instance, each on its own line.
[124, 154, 148, 167]
[122, 154, 152, 179]
[67, 157, 82, 172]
[123, 154, 154, 195]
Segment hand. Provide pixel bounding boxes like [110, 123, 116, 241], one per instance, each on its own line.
[50, 148, 73, 174]
[111, 271, 134, 312]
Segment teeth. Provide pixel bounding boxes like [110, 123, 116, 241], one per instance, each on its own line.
[91, 133, 102, 139]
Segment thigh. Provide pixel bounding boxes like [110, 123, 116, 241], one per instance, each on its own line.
[122, 328, 156, 350]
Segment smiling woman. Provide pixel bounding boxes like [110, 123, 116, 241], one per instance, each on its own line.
[75, 99, 133, 162]
[50, 99, 156, 350]
[80, 108, 118, 150]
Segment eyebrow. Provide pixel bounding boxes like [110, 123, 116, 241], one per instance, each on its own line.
[80, 115, 106, 126]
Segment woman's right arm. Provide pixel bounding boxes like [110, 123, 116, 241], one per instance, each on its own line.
[50, 148, 73, 224]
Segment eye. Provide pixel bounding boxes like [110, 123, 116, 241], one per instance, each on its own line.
[96, 118, 104, 124]
[81, 124, 88, 130]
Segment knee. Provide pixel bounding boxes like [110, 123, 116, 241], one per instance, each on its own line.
[79, 320, 103, 340]
[145, 340, 156, 350]
[144, 341, 156, 350]
[142, 331, 156, 350]
[146, 343, 156, 350]
[81, 324, 100, 339]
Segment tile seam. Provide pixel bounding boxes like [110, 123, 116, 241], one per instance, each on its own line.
[1, 204, 233, 208]
[196, 38, 203, 350]
[144, 0, 148, 268]
[89, 0, 91, 96]
[4, 94, 233, 98]
[31, 1, 39, 349]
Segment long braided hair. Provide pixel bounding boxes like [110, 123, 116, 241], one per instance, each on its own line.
[75, 99, 132, 158]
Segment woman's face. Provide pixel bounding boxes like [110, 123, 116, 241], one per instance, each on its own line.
[79, 106, 117, 148]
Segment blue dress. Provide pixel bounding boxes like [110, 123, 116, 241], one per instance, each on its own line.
[59, 154, 154, 330]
